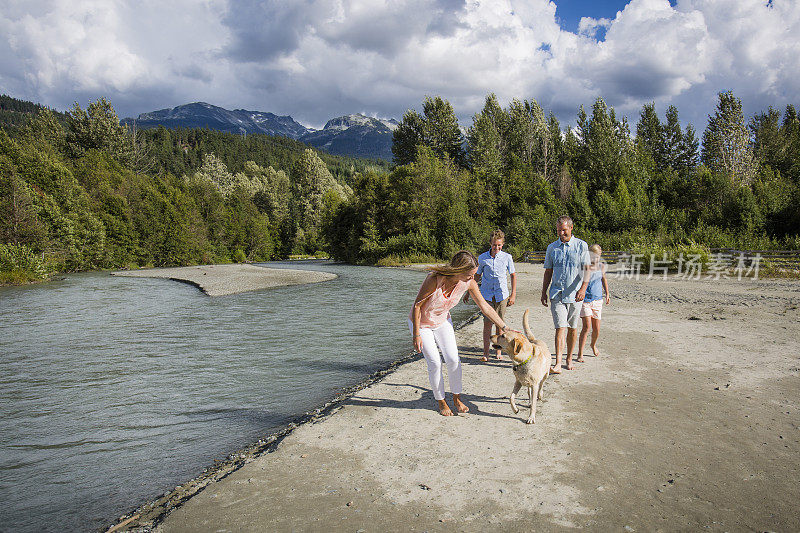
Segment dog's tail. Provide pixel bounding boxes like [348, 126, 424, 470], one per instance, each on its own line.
[523, 308, 536, 342]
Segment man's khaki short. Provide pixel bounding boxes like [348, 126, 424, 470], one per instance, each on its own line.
[550, 296, 580, 329]
[485, 297, 507, 321]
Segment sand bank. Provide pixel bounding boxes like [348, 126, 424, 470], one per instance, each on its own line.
[111, 263, 337, 296]
[111, 263, 800, 532]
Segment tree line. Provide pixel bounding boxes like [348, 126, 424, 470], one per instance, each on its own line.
[1, 91, 798, 284]
[329, 92, 799, 263]
[0, 96, 384, 283]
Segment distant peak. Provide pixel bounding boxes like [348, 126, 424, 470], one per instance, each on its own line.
[323, 113, 398, 131]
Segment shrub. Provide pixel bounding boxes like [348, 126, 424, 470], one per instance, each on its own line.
[375, 253, 441, 267]
[0, 243, 48, 283]
[232, 248, 247, 263]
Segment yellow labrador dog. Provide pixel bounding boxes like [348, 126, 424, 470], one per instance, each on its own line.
[491, 309, 551, 424]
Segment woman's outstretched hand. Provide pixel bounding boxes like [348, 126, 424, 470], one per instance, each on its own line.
[414, 335, 423, 353]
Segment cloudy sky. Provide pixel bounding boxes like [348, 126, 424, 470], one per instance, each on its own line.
[1, 0, 798, 132]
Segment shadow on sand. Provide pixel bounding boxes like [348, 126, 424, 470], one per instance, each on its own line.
[345, 382, 525, 421]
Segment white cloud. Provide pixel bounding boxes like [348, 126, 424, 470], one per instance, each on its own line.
[0, 0, 798, 132]
[5, 1, 144, 92]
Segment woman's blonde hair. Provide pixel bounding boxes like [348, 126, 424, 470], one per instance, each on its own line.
[429, 250, 478, 276]
[589, 244, 602, 255]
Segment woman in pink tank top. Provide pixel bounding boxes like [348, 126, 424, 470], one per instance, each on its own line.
[410, 250, 509, 417]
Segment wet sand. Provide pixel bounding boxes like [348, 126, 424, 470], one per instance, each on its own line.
[112, 263, 800, 532]
[111, 264, 337, 296]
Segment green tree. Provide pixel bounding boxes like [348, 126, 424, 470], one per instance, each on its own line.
[290, 148, 352, 253]
[663, 106, 685, 171]
[422, 96, 466, 166]
[575, 98, 633, 194]
[392, 96, 465, 166]
[391, 109, 425, 166]
[543, 113, 563, 184]
[750, 107, 786, 175]
[66, 98, 131, 162]
[187, 152, 235, 194]
[780, 105, 800, 182]
[0, 169, 46, 246]
[22, 108, 66, 153]
[702, 91, 756, 185]
[467, 93, 506, 179]
[678, 123, 700, 175]
[635, 102, 665, 169]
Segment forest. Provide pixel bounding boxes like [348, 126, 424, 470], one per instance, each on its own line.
[1, 91, 798, 284]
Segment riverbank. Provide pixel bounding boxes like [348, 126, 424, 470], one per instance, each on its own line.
[111, 264, 337, 296]
[111, 263, 800, 531]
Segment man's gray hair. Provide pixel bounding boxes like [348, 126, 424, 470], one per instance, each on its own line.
[556, 215, 573, 227]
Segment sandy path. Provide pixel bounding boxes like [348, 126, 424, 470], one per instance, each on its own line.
[117, 263, 799, 532]
[111, 264, 337, 296]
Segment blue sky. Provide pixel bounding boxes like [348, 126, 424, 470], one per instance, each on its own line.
[0, 1, 798, 132]
[554, 0, 636, 32]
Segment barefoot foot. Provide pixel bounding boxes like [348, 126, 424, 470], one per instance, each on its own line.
[549, 366, 561, 374]
[592, 346, 600, 357]
[452, 394, 469, 413]
[437, 399, 454, 416]
[481, 355, 489, 362]
[576, 356, 584, 363]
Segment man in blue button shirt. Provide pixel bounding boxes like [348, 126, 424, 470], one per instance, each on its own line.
[541, 216, 590, 372]
[476, 229, 517, 361]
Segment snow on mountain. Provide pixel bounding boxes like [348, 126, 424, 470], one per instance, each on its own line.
[299, 113, 396, 160]
[124, 102, 309, 139]
[123, 106, 397, 160]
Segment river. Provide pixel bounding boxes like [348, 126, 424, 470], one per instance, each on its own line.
[0, 261, 477, 532]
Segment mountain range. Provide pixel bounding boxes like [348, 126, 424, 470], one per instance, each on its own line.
[122, 102, 397, 161]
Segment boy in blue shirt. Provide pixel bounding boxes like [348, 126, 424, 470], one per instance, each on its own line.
[476, 230, 517, 361]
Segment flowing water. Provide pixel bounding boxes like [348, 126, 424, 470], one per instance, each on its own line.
[0, 261, 477, 532]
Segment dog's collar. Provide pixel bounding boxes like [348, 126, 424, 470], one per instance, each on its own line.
[512, 353, 534, 371]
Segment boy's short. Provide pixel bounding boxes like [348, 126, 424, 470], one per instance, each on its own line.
[550, 297, 580, 329]
[580, 299, 603, 319]
[484, 297, 507, 320]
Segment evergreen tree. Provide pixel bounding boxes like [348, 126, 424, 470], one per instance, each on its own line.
[421, 96, 466, 166]
[702, 91, 756, 185]
[663, 106, 684, 170]
[781, 105, 800, 182]
[636, 102, 665, 169]
[466, 93, 506, 178]
[679, 124, 700, 175]
[290, 149, 352, 253]
[391, 109, 424, 166]
[543, 113, 563, 184]
[392, 96, 465, 166]
[576, 98, 632, 194]
[66, 98, 131, 162]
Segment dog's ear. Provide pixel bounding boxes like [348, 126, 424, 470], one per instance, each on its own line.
[511, 337, 523, 356]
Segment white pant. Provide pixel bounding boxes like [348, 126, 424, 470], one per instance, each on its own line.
[409, 318, 462, 400]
